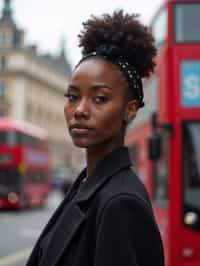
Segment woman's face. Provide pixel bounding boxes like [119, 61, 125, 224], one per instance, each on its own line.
[64, 58, 137, 150]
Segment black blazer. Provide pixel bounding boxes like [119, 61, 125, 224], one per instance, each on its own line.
[26, 147, 164, 266]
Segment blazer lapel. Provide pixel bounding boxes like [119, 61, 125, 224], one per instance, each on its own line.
[40, 202, 85, 266]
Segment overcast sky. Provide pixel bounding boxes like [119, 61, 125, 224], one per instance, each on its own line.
[0, 0, 164, 67]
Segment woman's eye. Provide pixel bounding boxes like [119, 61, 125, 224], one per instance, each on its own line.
[64, 93, 78, 102]
[95, 96, 108, 104]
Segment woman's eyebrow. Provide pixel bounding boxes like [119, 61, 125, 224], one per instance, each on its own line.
[68, 84, 79, 90]
[67, 83, 112, 91]
[91, 84, 112, 90]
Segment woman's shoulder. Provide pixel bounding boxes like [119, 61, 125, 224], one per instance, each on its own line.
[94, 191, 164, 266]
[96, 167, 153, 216]
[94, 188, 158, 242]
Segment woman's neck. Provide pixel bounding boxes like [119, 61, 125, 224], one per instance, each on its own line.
[86, 140, 124, 178]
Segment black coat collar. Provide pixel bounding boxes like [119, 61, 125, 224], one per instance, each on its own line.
[68, 146, 132, 203]
[28, 146, 132, 266]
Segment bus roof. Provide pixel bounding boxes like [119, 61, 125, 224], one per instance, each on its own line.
[0, 118, 48, 140]
[150, 0, 198, 27]
[151, 0, 199, 16]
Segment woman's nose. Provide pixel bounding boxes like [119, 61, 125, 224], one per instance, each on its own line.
[74, 99, 90, 119]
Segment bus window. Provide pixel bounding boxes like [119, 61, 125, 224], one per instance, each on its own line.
[0, 82, 6, 101]
[0, 56, 6, 71]
[8, 131, 18, 145]
[183, 123, 200, 231]
[153, 132, 169, 205]
[0, 131, 17, 145]
[0, 131, 7, 143]
[0, 130, 46, 148]
[17, 133, 39, 147]
[174, 3, 200, 43]
[151, 8, 167, 48]
[0, 168, 21, 193]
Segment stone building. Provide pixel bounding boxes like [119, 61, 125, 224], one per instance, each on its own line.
[0, 0, 84, 180]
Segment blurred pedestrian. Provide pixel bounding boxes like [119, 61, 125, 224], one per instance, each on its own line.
[26, 10, 164, 266]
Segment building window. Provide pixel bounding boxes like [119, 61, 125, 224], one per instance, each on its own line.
[0, 31, 9, 47]
[0, 82, 6, 102]
[0, 56, 6, 70]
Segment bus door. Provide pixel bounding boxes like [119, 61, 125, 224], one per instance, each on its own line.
[181, 122, 200, 262]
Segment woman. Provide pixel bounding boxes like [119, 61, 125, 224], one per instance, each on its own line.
[26, 10, 164, 266]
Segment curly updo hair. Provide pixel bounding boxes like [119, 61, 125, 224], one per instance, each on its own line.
[78, 10, 156, 78]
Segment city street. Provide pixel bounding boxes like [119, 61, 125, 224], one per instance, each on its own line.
[0, 190, 64, 266]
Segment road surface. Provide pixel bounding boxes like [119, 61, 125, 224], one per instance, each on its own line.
[0, 190, 64, 266]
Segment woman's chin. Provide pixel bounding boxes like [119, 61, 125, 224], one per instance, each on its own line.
[72, 139, 92, 148]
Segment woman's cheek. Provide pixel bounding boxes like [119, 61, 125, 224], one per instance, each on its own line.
[100, 111, 124, 133]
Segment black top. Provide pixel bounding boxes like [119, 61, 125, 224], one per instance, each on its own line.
[26, 147, 165, 266]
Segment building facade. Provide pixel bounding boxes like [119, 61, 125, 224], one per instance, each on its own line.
[0, 0, 84, 179]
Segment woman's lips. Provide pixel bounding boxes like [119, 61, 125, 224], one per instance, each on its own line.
[70, 124, 93, 135]
[71, 128, 92, 135]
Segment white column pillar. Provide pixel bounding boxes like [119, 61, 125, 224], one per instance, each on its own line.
[12, 78, 26, 120]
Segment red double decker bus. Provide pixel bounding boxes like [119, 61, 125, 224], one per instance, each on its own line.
[0, 119, 51, 209]
[126, 1, 200, 265]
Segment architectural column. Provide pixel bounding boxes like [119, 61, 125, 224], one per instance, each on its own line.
[12, 78, 26, 120]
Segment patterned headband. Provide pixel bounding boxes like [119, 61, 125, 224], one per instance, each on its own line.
[77, 44, 145, 108]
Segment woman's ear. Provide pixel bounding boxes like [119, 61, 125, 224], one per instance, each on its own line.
[124, 100, 138, 124]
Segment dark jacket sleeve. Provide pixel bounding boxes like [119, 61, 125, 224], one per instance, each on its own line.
[94, 194, 164, 266]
